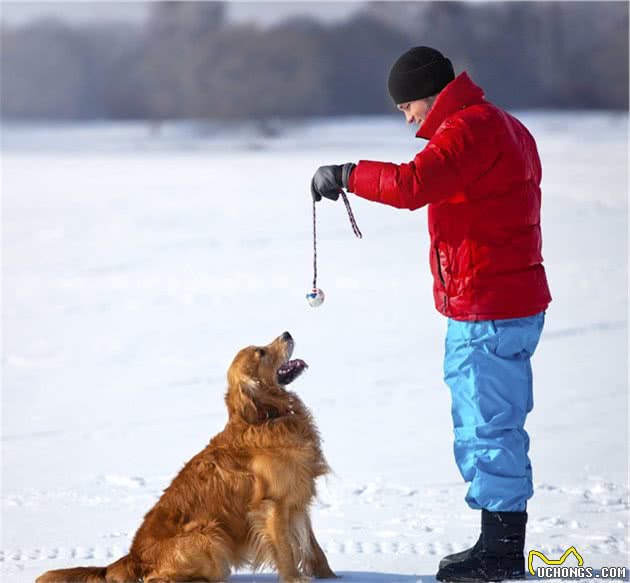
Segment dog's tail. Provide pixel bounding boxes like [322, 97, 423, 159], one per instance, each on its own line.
[36, 553, 140, 583]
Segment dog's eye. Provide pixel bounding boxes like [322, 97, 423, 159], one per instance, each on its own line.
[256, 348, 266, 358]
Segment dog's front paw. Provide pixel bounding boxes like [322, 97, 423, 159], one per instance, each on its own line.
[304, 562, 338, 579]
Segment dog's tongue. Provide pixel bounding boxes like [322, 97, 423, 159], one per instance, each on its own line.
[277, 359, 308, 385]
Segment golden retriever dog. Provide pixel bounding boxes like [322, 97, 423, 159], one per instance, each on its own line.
[37, 331, 336, 583]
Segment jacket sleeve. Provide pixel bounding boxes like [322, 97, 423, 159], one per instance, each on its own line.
[348, 122, 492, 210]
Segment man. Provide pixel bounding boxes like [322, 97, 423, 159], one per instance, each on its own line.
[311, 46, 551, 582]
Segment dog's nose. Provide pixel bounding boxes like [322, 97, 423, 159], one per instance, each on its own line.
[282, 331, 293, 342]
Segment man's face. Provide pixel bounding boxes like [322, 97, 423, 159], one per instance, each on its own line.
[397, 96, 437, 127]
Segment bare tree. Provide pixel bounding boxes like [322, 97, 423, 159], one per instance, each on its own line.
[1, 1, 627, 120]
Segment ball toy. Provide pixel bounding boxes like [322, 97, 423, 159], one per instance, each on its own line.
[306, 287, 325, 307]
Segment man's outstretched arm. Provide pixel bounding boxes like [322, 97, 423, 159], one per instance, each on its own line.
[348, 122, 493, 210]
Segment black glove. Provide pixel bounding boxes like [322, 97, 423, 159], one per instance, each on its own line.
[311, 163, 356, 202]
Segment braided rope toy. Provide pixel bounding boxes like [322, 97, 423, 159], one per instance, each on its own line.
[306, 192, 362, 307]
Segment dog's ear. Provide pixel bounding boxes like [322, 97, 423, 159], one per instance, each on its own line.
[238, 377, 259, 424]
[240, 376, 260, 395]
[238, 377, 260, 424]
[226, 373, 260, 424]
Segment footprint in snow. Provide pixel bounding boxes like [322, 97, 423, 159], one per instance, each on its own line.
[99, 475, 146, 488]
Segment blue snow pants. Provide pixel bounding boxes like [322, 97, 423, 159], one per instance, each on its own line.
[444, 312, 545, 512]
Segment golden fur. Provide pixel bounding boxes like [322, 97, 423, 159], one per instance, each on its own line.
[37, 333, 336, 583]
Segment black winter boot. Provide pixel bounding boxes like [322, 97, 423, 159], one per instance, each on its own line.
[436, 509, 527, 582]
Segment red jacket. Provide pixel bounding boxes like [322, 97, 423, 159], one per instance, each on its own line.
[348, 72, 551, 321]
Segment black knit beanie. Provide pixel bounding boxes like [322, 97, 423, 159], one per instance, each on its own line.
[387, 46, 455, 104]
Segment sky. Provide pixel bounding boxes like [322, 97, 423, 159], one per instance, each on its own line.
[0, 1, 365, 28]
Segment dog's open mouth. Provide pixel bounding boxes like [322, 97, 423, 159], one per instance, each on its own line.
[277, 359, 308, 385]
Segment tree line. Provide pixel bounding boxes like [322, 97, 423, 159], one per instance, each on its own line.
[1, 1, 627, 121]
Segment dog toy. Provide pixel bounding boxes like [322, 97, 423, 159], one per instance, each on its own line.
[307, 191, 362, 307]
[306, 287, 325, 307]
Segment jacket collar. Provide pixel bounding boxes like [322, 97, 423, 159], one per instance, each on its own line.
[416, 72, 485, 140]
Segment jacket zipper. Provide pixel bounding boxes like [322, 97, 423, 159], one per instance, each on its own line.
[436, 247, 446, 286]
[435, 246, 448, 311]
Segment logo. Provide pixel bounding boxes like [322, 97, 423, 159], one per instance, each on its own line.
[529, 546, 627, 579]
[528, 546, 584, 576]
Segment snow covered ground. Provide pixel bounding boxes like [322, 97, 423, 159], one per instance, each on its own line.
[2, 113, 628, 583]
